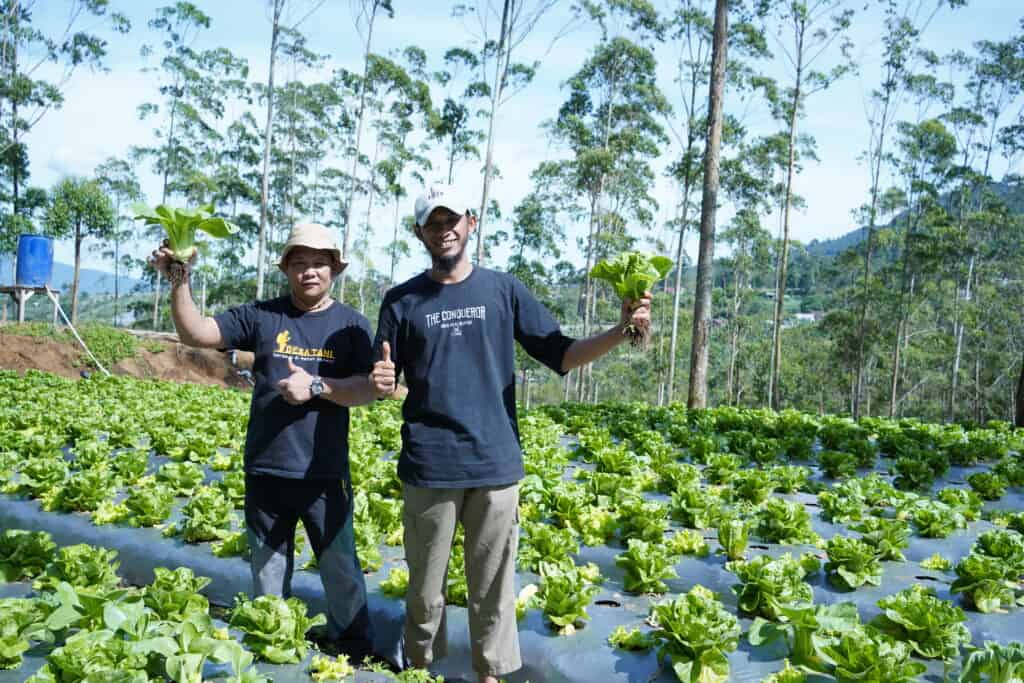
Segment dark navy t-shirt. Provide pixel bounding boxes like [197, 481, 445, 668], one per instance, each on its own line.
[373, 268, 575, 488]
[215, 297, 373, 480]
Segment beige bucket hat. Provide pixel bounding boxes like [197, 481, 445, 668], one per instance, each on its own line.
[277, 223, 347, 273]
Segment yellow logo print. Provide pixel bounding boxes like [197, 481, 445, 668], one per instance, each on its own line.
[275, 330, 291, 353]
[274, 328, 334, 360]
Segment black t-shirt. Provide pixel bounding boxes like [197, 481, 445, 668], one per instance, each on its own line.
[215, 297, 373, 479]
[373, 268, 575, 488]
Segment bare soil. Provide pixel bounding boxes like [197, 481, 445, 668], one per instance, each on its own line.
[0, 329, 253, 389]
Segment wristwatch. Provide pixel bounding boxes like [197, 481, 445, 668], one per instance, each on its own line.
[310, 376, 325, 398]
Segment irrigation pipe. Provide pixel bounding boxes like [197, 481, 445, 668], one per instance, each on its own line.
[44, 285, 111, 377]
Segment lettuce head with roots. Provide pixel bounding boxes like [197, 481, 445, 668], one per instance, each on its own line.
[589, 251, 672, 349]
[133, 203, 239, 285]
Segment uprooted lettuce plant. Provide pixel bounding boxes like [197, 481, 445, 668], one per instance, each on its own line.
[133, 203, 239, 285]
[589, 251, 672, 349]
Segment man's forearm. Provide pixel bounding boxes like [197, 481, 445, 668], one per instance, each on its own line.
[561, 324, 627, 373]
[321, 375, 378, 407]
[170, 281, 215, 347]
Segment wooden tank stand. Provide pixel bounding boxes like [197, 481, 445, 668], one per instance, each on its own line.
[0, 286, 60, 325]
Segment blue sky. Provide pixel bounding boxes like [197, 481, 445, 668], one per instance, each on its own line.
[24, 1, 1023, 283]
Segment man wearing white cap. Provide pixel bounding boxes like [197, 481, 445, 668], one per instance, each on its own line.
[151, 223, 396, 661]
[371, 183, 652, 681]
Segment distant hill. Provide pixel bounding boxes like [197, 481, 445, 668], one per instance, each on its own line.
[0, 255, 145, 295]
[806, 179, 1024, 258]
[806, 227, 868, 258]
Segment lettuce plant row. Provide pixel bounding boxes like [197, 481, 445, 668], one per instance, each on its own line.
[0, 370, 1023, 681]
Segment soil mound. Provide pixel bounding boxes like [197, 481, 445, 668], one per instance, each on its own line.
[0, 326, 253, 389]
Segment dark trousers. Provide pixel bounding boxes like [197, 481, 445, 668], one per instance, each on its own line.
[245, 474, 375, 659]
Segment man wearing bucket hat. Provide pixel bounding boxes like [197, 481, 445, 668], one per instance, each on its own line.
[151, 223, 397, 662]
[371, 182, 652, 682]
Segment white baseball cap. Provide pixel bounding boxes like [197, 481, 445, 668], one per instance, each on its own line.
[414, 182, 471, 226]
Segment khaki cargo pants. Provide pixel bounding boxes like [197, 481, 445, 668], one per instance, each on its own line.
[402, 483, 521, 677]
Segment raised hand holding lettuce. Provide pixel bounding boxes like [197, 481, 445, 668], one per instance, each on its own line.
[589, 252, 672, 348]
[135, 203, 239, 285]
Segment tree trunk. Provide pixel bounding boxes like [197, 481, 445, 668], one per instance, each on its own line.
[11, 85, 18, 215]
[769, 63, 803, 412]
[666, 94, 699, 403]
[853, 135, 887, 418]
[974, 353, 981, 424]
[257, 0, 284, 300]
[578, 77, 617, 403]
[577, 197, 600, 402]
[727, 269, 741, 405]
[341, 1, 381, 302]
[151, 80, 181, 332]
[358, 258, 366, 315]
[71, 228, 82, 324]
[1015, 351, 1024, 428]
[475, 0, 512, 266]
[686, 0, 727, 410]
[10, 17, 20, 218]
[113, 237, 120, 326]
[949, 253, 974, 421]
[389, 195, 400, 287]
[888, 316, 903, 418]
[446, 131, 459, 185]
[865, 358, 873, 416]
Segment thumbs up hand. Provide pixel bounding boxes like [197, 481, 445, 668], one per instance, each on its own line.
[369, 341, 397, 398]
[277, 357, 313, 405]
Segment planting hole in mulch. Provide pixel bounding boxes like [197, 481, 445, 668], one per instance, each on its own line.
[595, 599, 622, 608]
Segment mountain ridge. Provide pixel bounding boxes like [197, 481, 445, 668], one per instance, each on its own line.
[0, 255, 144, 295]
[806, 179, 1023, 257]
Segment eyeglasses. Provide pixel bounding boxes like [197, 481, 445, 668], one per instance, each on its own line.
[419, 211, 466, 234]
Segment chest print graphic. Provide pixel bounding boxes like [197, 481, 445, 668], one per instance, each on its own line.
[424, 305, 487, 336]
[273, 327, 335, 360]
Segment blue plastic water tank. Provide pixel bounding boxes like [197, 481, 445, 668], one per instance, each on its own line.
[15, 234, 54, 287]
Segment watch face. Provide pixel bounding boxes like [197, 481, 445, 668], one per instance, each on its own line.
[311, 378, 324, 396]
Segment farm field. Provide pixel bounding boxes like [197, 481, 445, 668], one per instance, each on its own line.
[0, 369, 1023, 682]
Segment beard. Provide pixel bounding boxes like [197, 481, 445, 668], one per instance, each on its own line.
[432, 238, 468, 273]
